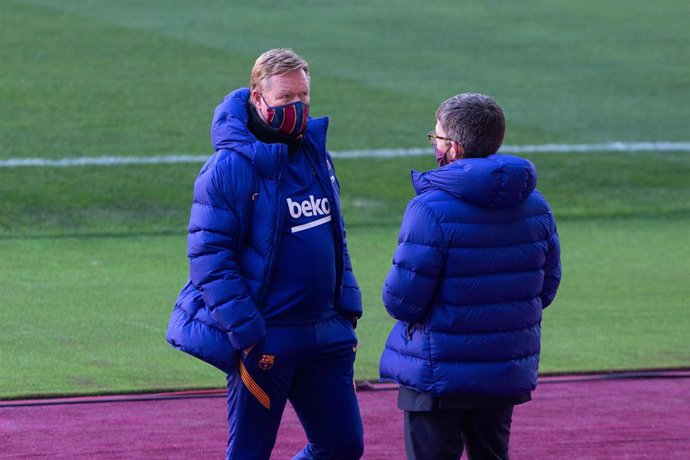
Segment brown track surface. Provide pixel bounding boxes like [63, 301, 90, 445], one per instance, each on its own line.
[1, 371, 689, 459]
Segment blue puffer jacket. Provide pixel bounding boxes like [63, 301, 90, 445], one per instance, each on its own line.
[379, 154, 561, 396]
[166, 88, 362, 374]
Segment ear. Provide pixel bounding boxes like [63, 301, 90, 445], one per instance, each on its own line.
[451, 142, 464, 160]
[251, 90, 262, 106]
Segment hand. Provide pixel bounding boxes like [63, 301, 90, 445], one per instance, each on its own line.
[242, 342, 256, 357]
[348, 315, 358, 329]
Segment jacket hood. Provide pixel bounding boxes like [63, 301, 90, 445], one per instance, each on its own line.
[210, 88, 328, 177]
[411, 154, 537, 209]
[211, 88, 255, 151]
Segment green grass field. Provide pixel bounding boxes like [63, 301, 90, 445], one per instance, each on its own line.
[1, 0, 689, 399]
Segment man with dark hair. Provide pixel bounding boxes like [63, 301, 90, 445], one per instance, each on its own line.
[380, 93, 561, 459]
[167, 48, 364, 460]
[435, 93, 506, 158]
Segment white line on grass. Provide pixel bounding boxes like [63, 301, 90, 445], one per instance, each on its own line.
[333, 142, 690, 159]
[1, 142, 689, 167]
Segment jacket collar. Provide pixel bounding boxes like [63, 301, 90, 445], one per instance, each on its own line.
[411, 154, 538, 209]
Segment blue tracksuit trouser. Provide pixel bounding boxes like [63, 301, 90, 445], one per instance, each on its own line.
[225, 314, 364, 460]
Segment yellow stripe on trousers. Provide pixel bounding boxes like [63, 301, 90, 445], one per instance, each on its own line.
[239, 360, 271, 409]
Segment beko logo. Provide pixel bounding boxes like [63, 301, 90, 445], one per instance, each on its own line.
[286, 195, 332, 233]
[287, 195, 331, 218]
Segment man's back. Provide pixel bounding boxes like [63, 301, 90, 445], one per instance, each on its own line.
[380, 154, 561, 396]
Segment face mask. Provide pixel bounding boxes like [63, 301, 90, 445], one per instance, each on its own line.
[435, 144, 452, 167]
[260, 95, 309, 139]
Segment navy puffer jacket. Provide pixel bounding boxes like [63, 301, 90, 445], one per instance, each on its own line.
[379, 154, 561, 396]
[167, 88, 362, 374]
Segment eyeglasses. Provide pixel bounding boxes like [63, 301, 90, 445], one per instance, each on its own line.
[427, 130, 455, 146]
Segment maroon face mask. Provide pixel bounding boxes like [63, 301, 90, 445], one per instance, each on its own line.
[435, 144, 452, 167]
[260, 95, 309, 139]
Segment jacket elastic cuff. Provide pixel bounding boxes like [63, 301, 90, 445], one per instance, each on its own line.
[339, 287, 363, 318]
[227, 316, 266, 350]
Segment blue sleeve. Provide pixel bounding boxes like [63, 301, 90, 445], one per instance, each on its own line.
[188, 159, 265, 350]
[541, 213, 561, 308]
[339, 228, 363, 318]
[382, 199, 445, 323]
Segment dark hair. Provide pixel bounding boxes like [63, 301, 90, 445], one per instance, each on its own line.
[436, 93, 505, 158]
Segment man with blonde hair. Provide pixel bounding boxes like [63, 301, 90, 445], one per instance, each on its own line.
[168, 48, 364, 459]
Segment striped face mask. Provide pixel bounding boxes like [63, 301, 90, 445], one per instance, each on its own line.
[261, 95, 309, 139]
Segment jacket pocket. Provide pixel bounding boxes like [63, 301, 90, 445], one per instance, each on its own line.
[404, 322, 416, 342]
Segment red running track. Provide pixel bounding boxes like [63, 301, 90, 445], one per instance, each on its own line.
[1, 371, 689, 459]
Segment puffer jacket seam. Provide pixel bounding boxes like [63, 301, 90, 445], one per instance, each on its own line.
[433, 352, 540, 365]
[437, 209, 552, 227]
[444, 268, 544, 279]
[429, 322, 541, 335]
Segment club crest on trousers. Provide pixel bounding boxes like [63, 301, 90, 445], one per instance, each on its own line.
[259, 354, 275, 370]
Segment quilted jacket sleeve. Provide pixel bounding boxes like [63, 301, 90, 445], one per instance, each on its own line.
[188, 158, 265, 350]
[338, 228, 363, 318]
[382, 199, 445, 323]
[540, 212, 562, 309]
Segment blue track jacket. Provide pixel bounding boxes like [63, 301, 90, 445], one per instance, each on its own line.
[379, 154, 561, 396]
[166, 88, 362, 374]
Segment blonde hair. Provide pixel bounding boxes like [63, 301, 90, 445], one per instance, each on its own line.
[250, 48, 310, 93]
